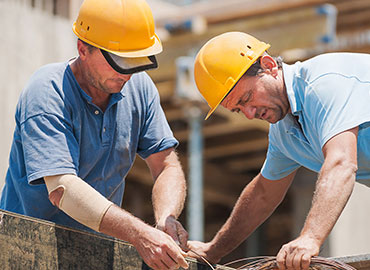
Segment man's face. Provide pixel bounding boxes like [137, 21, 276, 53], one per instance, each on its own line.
[220, 71, 289, 124]
[82, 45, 132, 94]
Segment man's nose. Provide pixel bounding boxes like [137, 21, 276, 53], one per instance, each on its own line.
[241, 106, 256, 120]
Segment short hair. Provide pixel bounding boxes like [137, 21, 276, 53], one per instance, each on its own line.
[221, 55, 283, 102]
[78, 38, 96, 53]
[244, 56, 283, 77]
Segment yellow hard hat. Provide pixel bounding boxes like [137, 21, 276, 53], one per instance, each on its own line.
[72, 0, 162, 58]
[194, 32, 270, 119]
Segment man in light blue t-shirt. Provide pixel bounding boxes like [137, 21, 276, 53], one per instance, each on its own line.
[0, 1, 189, 269]
[188, 32, 370, 269]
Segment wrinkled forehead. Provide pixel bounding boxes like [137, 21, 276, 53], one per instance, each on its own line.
[220, 78, 245, 107]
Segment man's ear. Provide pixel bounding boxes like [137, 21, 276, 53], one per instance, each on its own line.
[77, 40, 88, 59]
[260, 55, 278, 76]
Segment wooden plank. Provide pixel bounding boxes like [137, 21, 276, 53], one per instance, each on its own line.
[0, 210, 235, 270]
[152, 0, 329, 25]
[334, 254, 370, 270]
[225, 155, 266, 172]
[334, 0, 370, 13]
[173, 120, 268, 142]
[205, 138, 268, 159]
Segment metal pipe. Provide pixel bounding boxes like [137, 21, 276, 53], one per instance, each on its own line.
[175, 56, 205, 241]
[187, 106, 204, 241]
[317, 3, 337, 43]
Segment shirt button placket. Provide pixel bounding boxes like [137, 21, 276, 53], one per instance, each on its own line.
[102, 113, 110, 145]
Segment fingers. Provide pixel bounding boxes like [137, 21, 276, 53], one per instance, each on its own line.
[143, 248, 170, 270]
[149, 217, 191, 269]
[142, 233, 188, 270]
[285, 250, 296, 269]
[287, 253, 311, 270]
[176, 222, 189, 251]
[157, 251, 184, 270]
[167, 248, 189, 269]
[185, 240, 218, 265]
[277, 245, 313, 270]
[277, 249, 287, 270]
[143, 245, 189, 270]
[158, 216, 189, 251]
[301, 254, 311, 269]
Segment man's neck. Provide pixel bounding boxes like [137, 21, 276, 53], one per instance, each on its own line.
[70, 57, 110, 111]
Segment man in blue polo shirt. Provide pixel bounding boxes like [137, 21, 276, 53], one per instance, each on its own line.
[187, 32, 370, 269]
[0, 1, 189, 269]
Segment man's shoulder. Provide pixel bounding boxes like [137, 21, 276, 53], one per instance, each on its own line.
[303, 52, 370, 65]
[24, 62, 71, 95]
[123, 72, 157, 100]
[31, 62, 69, 80]
[127, 72, 154, 88]
[17, 62, 78, 121]
[299, 53, 370, 80]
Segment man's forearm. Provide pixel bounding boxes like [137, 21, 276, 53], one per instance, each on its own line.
[208, 174, 293, 261]
[276, 163, 357, 270]
[275, 128, 359, 270]
[99, 204, 151, 243]
[299, 127, 359, 246]
[210, 184, 268, 259]
[151, 155, 186, 222]
[299, 162, 356, 245]
[100, 204, 189, 270]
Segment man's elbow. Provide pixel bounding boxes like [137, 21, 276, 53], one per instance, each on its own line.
[342, 161, 358, 180]
[48, 187, 64, 208]
[327, 157, 358, 187]
[335, 156, 358, 177]
[44, 175, 66, 208]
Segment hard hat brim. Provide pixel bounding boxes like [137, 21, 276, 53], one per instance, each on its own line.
[205, 106, 218, 120]
[101, 49, 158, 74]
[72, 23, 163, 58]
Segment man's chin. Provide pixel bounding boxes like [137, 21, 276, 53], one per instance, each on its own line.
[106, 84, 126, 93]
[268, 115, 283, 124]
[268, 119, 278, 124]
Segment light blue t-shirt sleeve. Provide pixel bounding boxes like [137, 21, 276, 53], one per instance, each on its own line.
[307, 73, 370, 147]
[261, 136, 301, 180]
[136, 74, 178, 159]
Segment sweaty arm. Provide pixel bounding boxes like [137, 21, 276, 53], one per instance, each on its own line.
[188, 171, 296, 263]
[145, 148, 188, 248]
[276, 127, 358, 270]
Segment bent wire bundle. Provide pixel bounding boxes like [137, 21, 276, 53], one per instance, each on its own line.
[221, 256, 357, 270]
[188, 248, 356, 270]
